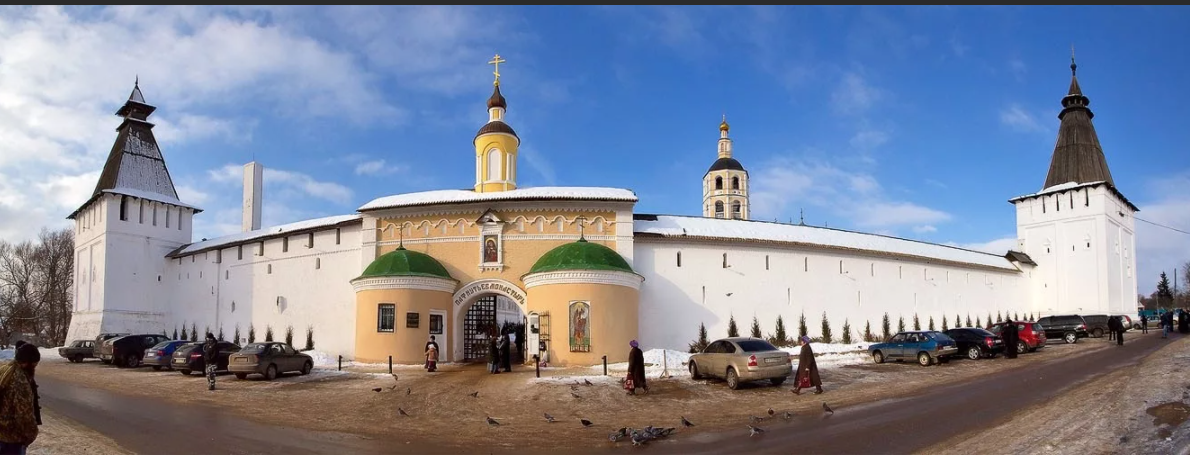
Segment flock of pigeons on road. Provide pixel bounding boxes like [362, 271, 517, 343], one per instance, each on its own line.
[370, 373, 838, 446]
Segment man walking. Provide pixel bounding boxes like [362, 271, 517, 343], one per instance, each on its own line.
[1139, 315, 1148, 334]
[1161, 311, 1173, 338]
[1107, 316, 1124, 346]
[0, 343, 41, 454]
[202, 333, 218, 391]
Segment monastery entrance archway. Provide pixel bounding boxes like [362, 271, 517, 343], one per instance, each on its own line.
[451, 279, 528, 362]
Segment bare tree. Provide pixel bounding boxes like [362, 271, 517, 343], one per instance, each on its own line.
[0, 228, 74, 346]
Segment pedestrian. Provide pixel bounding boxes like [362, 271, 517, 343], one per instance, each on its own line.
[0, 343, 41, 454]
[424, 335, 439, 370]
[501, 334, 513, 372]
[487, 335, 500, 374]
[1107, 316, 1123, 346]
[792, 336, 823, 395]
[1003, 320, 1019, 359]
[507, 331, 518, 364]
[425, 343, 438, 373]
[1179, 309, 1190, 334]
[626, 340, 648, 395]
[202, 333, 218, 391]
[1139, 315, 1148, 334]
[1161, 311, 1172, 339]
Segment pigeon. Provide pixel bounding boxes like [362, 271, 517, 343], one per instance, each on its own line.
[398, 407, 410, 417]
[614, 427, 630, 437]
[406, 387, 411, 396]
[544, 413, 556, 423]
[580, 418, 594, 427]
[608, 432, 623, 442]
[371, 387, 383, 393]
[631, 433, 650, 446]
[783, 411, 794, 420]
[768, 408, 776, 417]
[571, 391, 581, 399]
[486, 416, 500, 426]
[822, 402, 834, 414]
[749, 415, 766, 424]
[681, 416, 694, 427]
[391, 374, 398, 382]
[584, 379, 594, 386]
[748, 425, 765, 437]
[469, 391, 480, 398]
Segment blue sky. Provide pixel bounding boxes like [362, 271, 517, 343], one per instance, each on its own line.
[1, 6, 1188, 293]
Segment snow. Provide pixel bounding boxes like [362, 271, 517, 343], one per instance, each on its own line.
[0, 347, 66, 363]
[171, 214, 362, 256]
[112, 131, 177, 200]
[1008, 180, 1106, 202]
[635, 215, 1017, 271]
[305, 350, 429, 370]
[781, 342, 871, 369]
[599, 349, 693, 378]
[359, 186, 638, 212]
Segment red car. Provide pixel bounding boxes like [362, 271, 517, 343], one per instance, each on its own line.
[988, 321, 1047, 354]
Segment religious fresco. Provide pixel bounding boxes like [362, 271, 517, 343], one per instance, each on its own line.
[569, 300, 591, 352]
[482, 235, 499, 263]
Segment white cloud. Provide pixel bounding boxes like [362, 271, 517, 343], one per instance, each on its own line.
[354, 159, 402, 176]
[912, 225, 938, 234]
[849, 129, 889, 151]
[1009, 58, 1027, 81]
[519, 147, 557, 186]
[750, 157, 952, 231]
[175, 184, 211, 206]
[208, 163, 351, 205]
[946, 237, 1018, 255]
[950, 37, 968, 57]
[831, 72, 881, 116]
[1000, 104, 1046, 133]
[0, 6, 494, 243]
[1134, 171, 1190, 294]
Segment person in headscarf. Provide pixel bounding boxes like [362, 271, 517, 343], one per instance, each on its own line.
[425, 343, 438, 373]
[792, 335, 823, 395]
[626, 340, 648, 395]
[0, 343, 41, 453]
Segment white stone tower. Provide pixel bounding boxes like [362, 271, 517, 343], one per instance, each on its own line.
[65, 80, 200, 341]
[242, 161, 263, 232]
[1010, 55, 1138, 317]
[702, 116, 750, 220]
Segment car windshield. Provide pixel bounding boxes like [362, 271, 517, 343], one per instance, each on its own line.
[149, 341, 175, 350]
[966, 328, 995, 337]
[925, 332, 954, 342]
[736, 340, 778, 352]
[240, 343, 268, 354]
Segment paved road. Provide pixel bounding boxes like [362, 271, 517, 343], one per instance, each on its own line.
[660, 331, 1174, 454]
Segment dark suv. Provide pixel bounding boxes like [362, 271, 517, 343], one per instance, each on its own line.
[1080, 315, 1112, 338]
[943, 327, 1005, 360]
[1036, 315, 1089, 344]
[171, 341, 242, 375]
[101, 334, 171, 368]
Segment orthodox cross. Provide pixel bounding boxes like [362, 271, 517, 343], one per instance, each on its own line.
[575, 215, 588, 240]
[488, 54, 506, 86]
[397, 224, 405, 248]
[1070, 44, 1077, 75]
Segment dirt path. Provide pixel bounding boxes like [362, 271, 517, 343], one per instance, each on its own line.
[36, 338, 1119, 452]
[927, 333, 1190, 455]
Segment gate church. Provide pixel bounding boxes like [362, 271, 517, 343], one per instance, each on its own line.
[65, 55, 1138, 365]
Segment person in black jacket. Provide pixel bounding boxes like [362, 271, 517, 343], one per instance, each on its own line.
[1003, 321, 1019, 359]
[1107, 316, 1123, 346]
[202, 333, 218, 390]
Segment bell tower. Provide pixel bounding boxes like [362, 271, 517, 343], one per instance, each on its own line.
[474, 54, 520, 193]
[702, 116, 750, 219]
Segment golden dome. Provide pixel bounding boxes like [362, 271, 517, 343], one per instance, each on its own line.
[719, 114, 729, 132]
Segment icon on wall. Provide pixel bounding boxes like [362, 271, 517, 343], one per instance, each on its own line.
[569, 300, 590, 352]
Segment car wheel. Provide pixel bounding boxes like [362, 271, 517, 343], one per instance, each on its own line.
[1063, 332, 1077, 344]
[152, 365, 162, 371]
[264, 364, 278, 381]
[917, 352, 932, 367]
[235, 373, 247, 380]
[770, 377, 786, 387]
[967, 347, 982, 360]
[1017, 341, 1028, 354]
[72, 355, 84, 363]
[872, 351, 885, 364]
[301, 361, 312, 376]
[180, 369, 191, 375]
[124, 354, 140, 368]
[689, 361, 702, 380]
[1092, 328, 1103, 338]
[726, 368, 740, 390]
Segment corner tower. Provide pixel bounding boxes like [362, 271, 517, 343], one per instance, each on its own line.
[474, 54, 520, 193]
[1010, 52, 1138, 317]
[66, 80, 201, 342]
[702, 116, 749, 219]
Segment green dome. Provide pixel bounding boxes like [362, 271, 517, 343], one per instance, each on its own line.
[357, 247, 453, 280]
[528, 239, 634, 274]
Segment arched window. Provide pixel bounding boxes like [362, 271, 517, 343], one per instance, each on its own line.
[714, 176, 723, 190]
[487, 149, 502, 181]
[731, 176, 739, 190]
[714, 201, 725, 218]
[731, 201, 742, 219]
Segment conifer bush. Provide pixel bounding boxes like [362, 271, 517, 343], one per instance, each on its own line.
[750, 316, 762, 338]
[928, 316, 936, 331]
[173, 326, 179, 340]
[881, 313, 891, 340]
[285, 325, 294, 346]
[864, 321, 874, 342]
[798, 312, 809, 339]
[898, 316, 906, 333]
[248, 325, 256, 343]
[820, 312, 833, 343]
[305, 326, 315, 351]
[771, 316, 789, 346]
[841, 319, 852, 344]
[234, 325, 241, 344]
[913, 314, 921, 331]
[688, 322, 710, 353]
[727, 315, 739, 337]
[181, 324, 188, 341]
[265, 325, 274, 342]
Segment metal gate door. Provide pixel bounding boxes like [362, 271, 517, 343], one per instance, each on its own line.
[463, 295, 498, 361]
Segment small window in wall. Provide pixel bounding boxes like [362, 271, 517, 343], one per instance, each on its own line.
[765, 255, 770, 270]
[1056, 197, 1060, 211]
[676, 252, 682, 267]
[335, 229, 341, 245]
[307, 232, 314, 248]
[199, 271, 202, 279]
[231, 301, 236, 312]
[899, 266, 903, 279]
[1041, 199, 1046, 213]
[225, 270, 229, 280]
[178, 210, 183, 230]
[804, 257, 808, 272]
[924, 268, 928, 280]
[119, 196, 128, 221]
[715, 176, 723, 190]
[138, 200, 145, 223]
[839, 260, 844, 274]
[946, 271, 950, 282]
[191, 256, 195, 263]
[714, 201, 724, 219]
[267, 264, 272, 274]
[377, 304, 395, 332]
[152, 205, 157, 226]
[722, 253, 728, 268]
[429, 313, 444, 335]
[871, 263, 875, 277]
[406, 312, 420, 329]
[216, 250, 222, 264]
[283, 237, 289, 253]
[315, 258, 321, 270]
[1084, 191, 1089, 207]
[237, 245, 243, 260]
[165, 207, 170, 228]
[1069, 192, 1074, 209]
[731, 176, 740, 190]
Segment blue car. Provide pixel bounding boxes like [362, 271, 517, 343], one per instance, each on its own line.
[868, 331, 959, 367]
[142, 340, 192, 371]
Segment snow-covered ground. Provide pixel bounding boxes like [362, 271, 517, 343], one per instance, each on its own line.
[575, 343, 869, 382]
[304, 350, 445, 370]
[0, 347, 66, 363]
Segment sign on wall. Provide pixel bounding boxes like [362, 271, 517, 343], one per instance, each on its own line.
[453, 280, 526, 308]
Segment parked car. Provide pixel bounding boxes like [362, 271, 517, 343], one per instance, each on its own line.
[943, 328, 1004, 360]
[1081, 315, 1112, 338]
[99, 334, 171, 368]
[1116, 315, 1135, 331]
[93, 332, 130, 363]
[171, 340, 242, 375]
[141, 340, 192, 371]
[1036, 315, 1089, 344]
[227, 342, 314, 380]
[869, 331, 958, 366]
[58, 340, 97, 363]
[687, 337, 792, 390]
[988, 321, 1047, 353]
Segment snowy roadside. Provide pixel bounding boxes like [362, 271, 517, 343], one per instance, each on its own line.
[28, 409, 132, 455]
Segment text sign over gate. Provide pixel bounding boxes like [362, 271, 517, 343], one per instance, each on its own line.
[453, 280, 526, 308]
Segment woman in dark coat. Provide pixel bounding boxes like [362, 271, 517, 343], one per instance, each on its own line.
[792, 335, 823, 395]
[1003, 320, 1019, 359]
[626, 340, 648, 395]
[487, 336, 500, 374]
[499, 334, 512, 372]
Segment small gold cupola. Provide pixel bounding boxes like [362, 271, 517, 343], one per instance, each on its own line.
[473, 54, 520, 193]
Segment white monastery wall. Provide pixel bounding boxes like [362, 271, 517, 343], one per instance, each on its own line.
[635, 239, 1028, 352]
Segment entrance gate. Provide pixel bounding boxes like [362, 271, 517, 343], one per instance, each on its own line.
[463, 295, 498, 362]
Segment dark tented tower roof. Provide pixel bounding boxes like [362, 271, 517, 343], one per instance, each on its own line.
[1042, 56, 1115, 189]
[92, 80, 178, 201]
